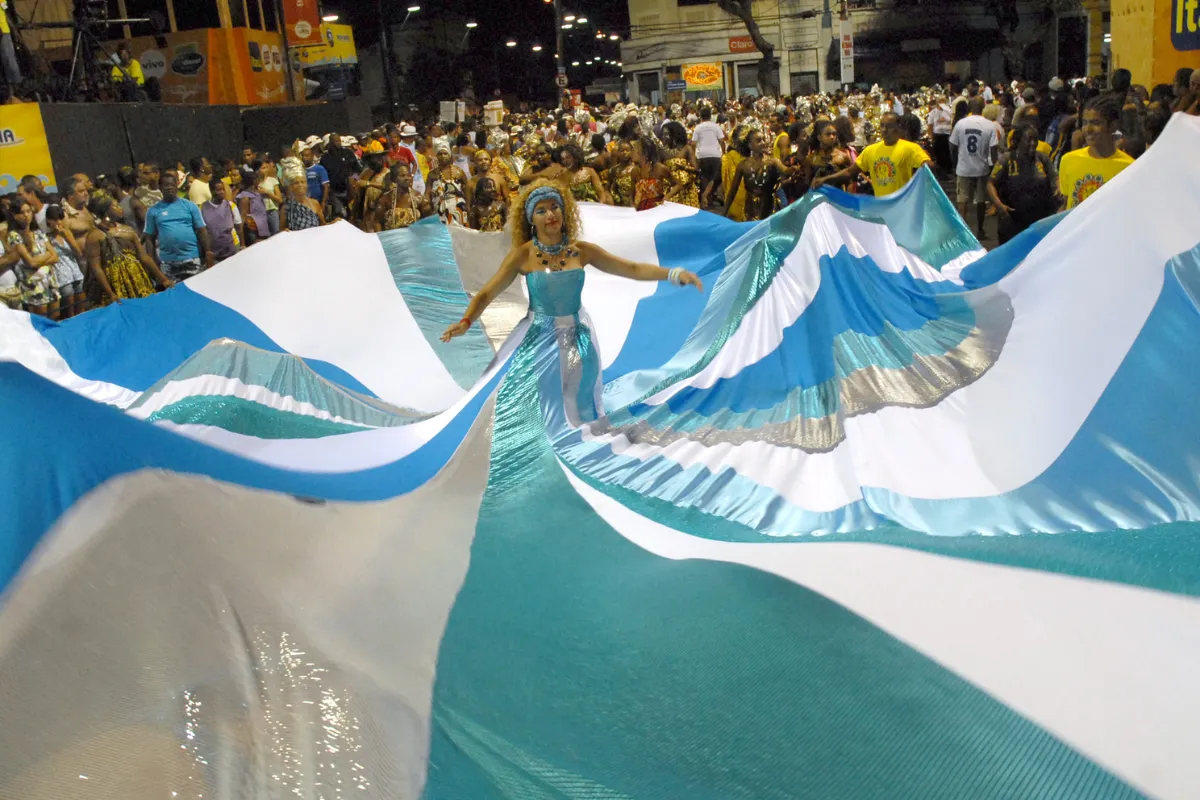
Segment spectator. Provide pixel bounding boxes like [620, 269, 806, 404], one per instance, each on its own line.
[692, 105, 725, 208]
[1058, 95, 1134, 210]
[203, 177, 244, 262]
[468, 175, 507, 232]
[60, 175, 95, 239]
[115, 166, 139, 225]
[144, 172, 213, 281]
[84, 194, 170, 305]
[281, 176, 325, 231]
[812, 112, 930, 197]
[369, 164, 429, 232]
[236, 164, 271, 246]
[44, 204, 88, 317]
[187, 157, 214, 206]
[926, 95, 954, 174]
[320, 133, 361, 219]
[239, 146, 258, 186]
[1012, 88, 1039, 129]
[5, 199, 60, 318]
[1, 0, 23, 97]
[987, 125, 1057, 245]
[132, 162, 162, 231]
[302, 148, 330, 212]
[18, 176, 50, 232]
[256, 155, 283, 235]
[110, 43, 145, 101]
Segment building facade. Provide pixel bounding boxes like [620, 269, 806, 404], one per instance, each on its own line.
[620, 0, 1110, 103]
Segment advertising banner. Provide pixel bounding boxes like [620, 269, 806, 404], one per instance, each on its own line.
[839, 18, 855, 85]
[283, 0, 323, 47]
[729, 36, 757, 54]
[0, 103, 58, 194]
[296, 23, 358, 67]
[484, 100, 504, 127]
[239, 28, 289, 105]
[682, 62, 723, 90]
[123, 32, 211, 104]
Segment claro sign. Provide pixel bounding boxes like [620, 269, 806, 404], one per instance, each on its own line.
[728, 36, 758, 54]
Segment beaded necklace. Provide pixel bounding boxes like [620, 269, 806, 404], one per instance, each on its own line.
[532, 234, 579, 272]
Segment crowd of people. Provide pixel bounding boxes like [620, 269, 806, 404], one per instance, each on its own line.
[3, 65, 1197, 319]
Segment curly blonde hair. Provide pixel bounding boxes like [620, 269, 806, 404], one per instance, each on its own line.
[512, 178, 581, 249]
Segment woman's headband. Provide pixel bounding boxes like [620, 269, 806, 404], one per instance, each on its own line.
[524, 186, 563, 225]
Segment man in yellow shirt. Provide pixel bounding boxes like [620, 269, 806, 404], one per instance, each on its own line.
[1, 0, 23, 96]
[811, 112, 931, 197]
[1058, 95, 1134, 210]
[111, 43, 146, 101]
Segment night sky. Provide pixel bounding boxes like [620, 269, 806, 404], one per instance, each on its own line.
[337, 0, 629, 98]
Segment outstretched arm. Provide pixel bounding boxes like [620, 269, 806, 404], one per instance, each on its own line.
[811, 162, 862, 191]
[441, 244, 525, 341]
[577, 241, 702, 290]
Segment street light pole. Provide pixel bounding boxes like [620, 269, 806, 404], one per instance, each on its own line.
[553, 0, 565, 105]
[377, 0, 397, 121]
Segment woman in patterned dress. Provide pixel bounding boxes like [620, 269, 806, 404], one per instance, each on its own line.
[5, 200, 60, 318]
[661, 121, 700, 208]
[83, 194, 171, 306]
[371, 164, 431, 232]
[558, 142, 610, 205]
[427, 143, 469, 227]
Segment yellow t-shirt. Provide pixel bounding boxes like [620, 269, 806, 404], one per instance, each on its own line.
[111, 59, 146, 85]
[1057, 147, 1134, 210]
[855, 139, 931, 197]
[0, 1, 10, 35]
[773, 131, 788, 162]
[1005, 130, 1052, 157]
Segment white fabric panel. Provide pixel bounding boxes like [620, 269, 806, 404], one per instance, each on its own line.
[963, 114, 1200, 491]
[0, 400, 494, 800]
[578, 202, 699, 367]
[0, 311, 139, 408]
[564, 465, 1200, 800]
[130, 375, 374, 427]
[156, 322, 524, 472]
[185, 221, 463, 413]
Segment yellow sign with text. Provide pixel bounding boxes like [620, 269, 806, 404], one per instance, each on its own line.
[297, 24, 358, 67]
[0, 103, 58, 195]
[682, 62, 724, 90]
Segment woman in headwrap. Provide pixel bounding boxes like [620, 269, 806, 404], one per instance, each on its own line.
[427, 141, 469, 227]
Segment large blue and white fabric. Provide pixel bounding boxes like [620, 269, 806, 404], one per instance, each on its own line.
[3, 114, 1200, 800]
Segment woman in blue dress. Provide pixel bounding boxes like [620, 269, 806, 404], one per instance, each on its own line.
[441, 179, 701, 341]
[440, 180, 702, 430]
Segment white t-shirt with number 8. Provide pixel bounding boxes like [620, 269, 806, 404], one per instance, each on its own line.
[949, 115, 998, 178]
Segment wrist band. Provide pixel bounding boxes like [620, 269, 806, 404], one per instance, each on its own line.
[460, 317, 472, 328]
[668, 267, 684, 286]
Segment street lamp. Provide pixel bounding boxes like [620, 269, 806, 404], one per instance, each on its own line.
[564, 13, 576, 21]
[609, 34, 619, 40]
[562, 23, 573, 29]
[466, 21, 478, 28]
[506, 39, 517, 47]
[577, 17, 587, 24]
[407, 4, 420, 10]
[532, 44, 543, 51]
[572, 60, 580, 66]
[322, 14, 338, 22]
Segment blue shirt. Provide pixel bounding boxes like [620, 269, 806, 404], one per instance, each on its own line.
[306, 164, 330, 201]
[144, 198, 205, 262]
